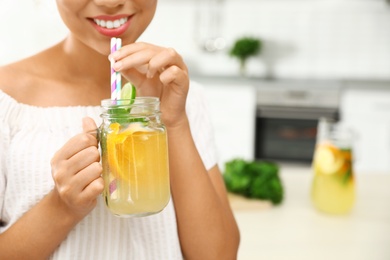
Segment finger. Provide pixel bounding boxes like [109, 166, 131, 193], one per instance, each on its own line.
[112, 44, 186, 77]
[53, 117, 98, 163]
[51, 145, 100, 189]
[82, 117, 98, 133]
[79, 177, 104, 202]
[110, 42, 151, 61]
[54, 161, 102, 203]
[67, 146, 101, 176]
[159, 65, 189, 88]
[52, 133, 98, 162]
[71, 161, 103, 192]
[147, 48, 186, 78]
[120, 68, 147, 90]
[112, 48, 155, 72]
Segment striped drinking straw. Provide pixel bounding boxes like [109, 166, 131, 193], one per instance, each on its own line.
[110, 37, 122, 100]
[115, 38, 122, 99]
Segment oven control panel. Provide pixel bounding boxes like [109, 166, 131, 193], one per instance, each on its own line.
[256, 80, 341, 109]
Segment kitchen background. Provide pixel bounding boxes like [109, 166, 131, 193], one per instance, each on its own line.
[1, 0, 390, 174]
[3, 0, 390, 79]
[1, 1, 390, 259]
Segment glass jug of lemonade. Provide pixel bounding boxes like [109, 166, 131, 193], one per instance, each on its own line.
[99, 98, 170, 217]
[311, 118, 355, 215]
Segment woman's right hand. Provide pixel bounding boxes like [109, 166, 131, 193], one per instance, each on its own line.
[50, 117, 104, 218]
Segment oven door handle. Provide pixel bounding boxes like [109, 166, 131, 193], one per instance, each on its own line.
[256, 106, 339, 120]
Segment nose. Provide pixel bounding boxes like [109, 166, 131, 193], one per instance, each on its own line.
[93, 0, 126, 8]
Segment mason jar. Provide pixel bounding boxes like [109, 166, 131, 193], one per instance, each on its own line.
[98, 98, 170, 217]
[311, 117, 355, 215]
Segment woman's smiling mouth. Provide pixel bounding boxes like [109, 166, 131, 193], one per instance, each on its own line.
[93, 17, 128, 29]
[89, 15, 132, 37]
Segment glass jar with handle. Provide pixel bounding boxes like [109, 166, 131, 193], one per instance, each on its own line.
[98, 97, 170, 217]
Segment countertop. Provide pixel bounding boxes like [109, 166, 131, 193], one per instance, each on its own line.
[229, 164, 390, 260]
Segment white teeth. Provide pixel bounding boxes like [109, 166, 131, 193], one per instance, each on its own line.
[106, 21, 114, 29]
[93, 17, 128, 29]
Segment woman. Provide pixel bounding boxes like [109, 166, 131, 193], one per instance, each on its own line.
[0, 0, 240, 259]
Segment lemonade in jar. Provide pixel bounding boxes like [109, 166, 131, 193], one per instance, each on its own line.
[311, 118, 355, 214]
[99, 97, 170, 217]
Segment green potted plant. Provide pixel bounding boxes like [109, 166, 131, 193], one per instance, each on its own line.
[229, 36, 262, 76]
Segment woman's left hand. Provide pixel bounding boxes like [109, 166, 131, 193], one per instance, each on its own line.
[110, 42, 189, 128]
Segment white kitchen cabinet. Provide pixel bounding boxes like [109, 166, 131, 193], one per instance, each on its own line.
[194, 78, 257, 171]
[340, 85, 390, 174]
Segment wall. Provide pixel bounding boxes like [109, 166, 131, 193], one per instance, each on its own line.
[0, 1, 66, 64]
[1, 0, 390, 81]
[145, 0, 390, 80]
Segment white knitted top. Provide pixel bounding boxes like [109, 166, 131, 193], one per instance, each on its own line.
[0, 82, 218, 260]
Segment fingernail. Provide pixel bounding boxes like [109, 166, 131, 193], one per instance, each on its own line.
[111, 51, 120, 59]
[108, 56, 115, 66]
[113, 61, 123, 71]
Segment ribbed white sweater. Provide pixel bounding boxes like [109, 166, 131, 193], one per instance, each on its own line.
[0, 82, 218, 259]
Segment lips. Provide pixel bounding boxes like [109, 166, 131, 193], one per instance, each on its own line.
[89, 15, 132, 37]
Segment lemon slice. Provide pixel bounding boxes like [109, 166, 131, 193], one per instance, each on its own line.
[121, 82, 136, 100]
[314, 143, 344, 175]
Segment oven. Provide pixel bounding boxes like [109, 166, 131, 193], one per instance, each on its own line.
[254, 81, 341, 163]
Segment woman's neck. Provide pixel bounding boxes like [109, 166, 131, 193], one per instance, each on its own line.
[61, 35, 111, 88]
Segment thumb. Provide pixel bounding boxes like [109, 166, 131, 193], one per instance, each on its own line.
[82, 117, 97, 133]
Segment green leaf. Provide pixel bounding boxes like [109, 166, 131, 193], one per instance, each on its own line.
[223, 158, 284, 205]
[229, 37, 262, 62]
